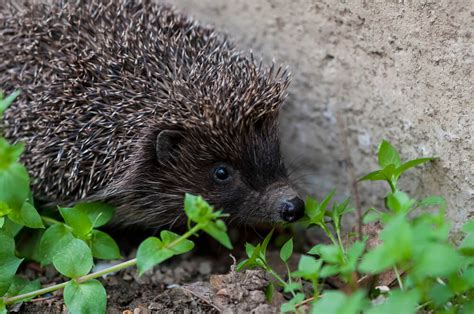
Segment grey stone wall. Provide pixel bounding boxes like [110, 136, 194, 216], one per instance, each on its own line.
[167, 0, 473, 231]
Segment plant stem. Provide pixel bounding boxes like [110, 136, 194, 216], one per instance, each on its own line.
[394, 266, 403, 290]
[169, 223, 202, 248]
[4, 223, 204, 306]
[40, 216, 64, 226]
[285, 263, 293, 287]
[388, 180, 397, 193]
[335, 228, 347, 261]
[267, 267, 296, 297]
[4, 258, 136, 305]
[311, 278, 319, 299]
[320, 224, 338, 248]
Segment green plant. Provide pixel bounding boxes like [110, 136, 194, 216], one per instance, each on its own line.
[1, 193, 231, 313]
[0, 89, 233, 314]
[238, 140, 474, 313]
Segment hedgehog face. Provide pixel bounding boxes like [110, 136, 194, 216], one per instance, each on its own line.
[154, 125, 305, 226]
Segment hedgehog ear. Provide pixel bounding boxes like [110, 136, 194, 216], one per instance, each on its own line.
[156, 130, 183, 164]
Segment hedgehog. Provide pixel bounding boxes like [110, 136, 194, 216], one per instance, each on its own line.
[0, 0, 305, 229]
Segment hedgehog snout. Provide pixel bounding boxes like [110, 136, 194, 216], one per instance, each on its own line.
[262, 184, 305, 223]
[280, 197, 305, 222]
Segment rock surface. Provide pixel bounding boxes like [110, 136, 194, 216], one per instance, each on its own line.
[168, 0, 473, 231]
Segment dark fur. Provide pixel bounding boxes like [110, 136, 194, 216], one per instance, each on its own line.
[0, 0, 295, 228]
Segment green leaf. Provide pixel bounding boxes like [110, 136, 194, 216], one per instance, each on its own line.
[184, 193, 201, 222]
[53, 238, 93, 278]
[305, 196, 323, 224]
[380, 164, 396, 182]
[459, 233, 474, 256]
[378, 140, 401, 168]
[0, 229, 19, 264]
[462, 220, 474, 233]
[448, 271, 470, 294]
[136, 237, 174, 275]
[0, 217, 4, 228]
[342, 240, 366, 274]
[394, 157, 435, 178]
[386, 191, 415, 213]
[1, 217, 23, 237]
[237, 243, 263, 271]
[360, 165, 397, 185]
[359, 215, 413, 274]
[417, 195, 446, 209]
[245, 243, 256, 258]
[203, 219, 233, 249]
[39, 223, 74, 265]
[74, 202, 115, 228]
[0, 90, 20, 115]
[462, 267, 474, 288]
[293, 255, 322, 280]
[307, 244, 322, 255]
[59, 207, 93, 239]
[0, 299, 6, 314]
[0, 231, 23, 295]
[359, 245, 393, 275]
[333, 199, 352, 217]
[412, 243, 463, 279]
[237, 230, 274, 271]
[260, 228, 274, 259]
[428, 283, 454, 308]
[8, 202, 44, 229]
[319, 244, 344, 264]
[0, 140, 24, 167]
[159, 230, 195, 255]
[363, 209, 381, 224]
[0, 202, 11, 217]
[91, 230, 121, 260]
[283, 282, 302, 293]
[331, 198, 352, 231]
[265, 283, 275, 302]
[5, 277, 41, 302]
[136, 232, 194, 275]
[64, 279, 106, 314]
[366, 289, 420, 314]
[0, 156, 30, 211]
[311, 290, 367, 314]
[279, 238, 293, 263]
[184, 194, 220, 224]
[359, 170, 385, 182]
[320, 190, 335, 213]
[16, 228, 44, 263]
[320, 264, 341, 278]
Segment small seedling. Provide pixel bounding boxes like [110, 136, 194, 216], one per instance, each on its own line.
[238, 139, 474, 313]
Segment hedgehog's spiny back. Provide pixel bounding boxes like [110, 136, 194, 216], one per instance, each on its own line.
[0, 0, 289, 210]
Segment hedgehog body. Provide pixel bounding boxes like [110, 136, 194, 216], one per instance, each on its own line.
[0, 0, 305, 228]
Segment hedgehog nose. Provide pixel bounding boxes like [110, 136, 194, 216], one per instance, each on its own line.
[280, 197, 305, 222]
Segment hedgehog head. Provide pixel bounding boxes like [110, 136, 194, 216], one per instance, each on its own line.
[118, 54, 305, 227]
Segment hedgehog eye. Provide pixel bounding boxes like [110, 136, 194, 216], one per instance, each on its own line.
[212, 165, 232, 183]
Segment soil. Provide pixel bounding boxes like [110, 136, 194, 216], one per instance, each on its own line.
[14, 252, 276, 313]
[12, 229, 307, 313]
[10, 224, 390, 313]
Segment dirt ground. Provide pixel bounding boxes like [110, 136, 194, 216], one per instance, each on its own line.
[14, 229, 315, 313]
[18, 253, 280, 313]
